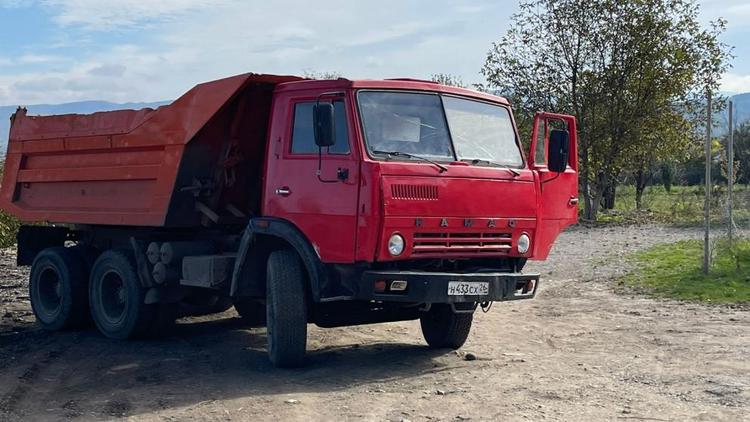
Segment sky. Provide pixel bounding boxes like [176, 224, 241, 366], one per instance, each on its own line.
[0, 0, 749, 106]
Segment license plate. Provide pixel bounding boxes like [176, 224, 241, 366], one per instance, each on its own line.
[447, 281, 489, 296]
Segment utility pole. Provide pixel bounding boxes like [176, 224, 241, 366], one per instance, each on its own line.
[728, 100, 734, 247]
[703, 90, 712, 275]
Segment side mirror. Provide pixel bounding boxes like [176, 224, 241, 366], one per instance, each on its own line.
[547, 129, 570, 173]
[313, 102, 336, 147]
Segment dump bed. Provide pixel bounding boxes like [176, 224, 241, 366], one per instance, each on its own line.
[0, 73, 301, 227]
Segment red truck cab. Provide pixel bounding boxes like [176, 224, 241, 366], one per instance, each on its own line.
[1, 73, 577, 367]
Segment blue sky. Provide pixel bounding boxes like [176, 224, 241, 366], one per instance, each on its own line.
[0, 0, 749, 105]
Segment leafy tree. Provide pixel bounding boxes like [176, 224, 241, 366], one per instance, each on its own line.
[482, 0, 730, 220]
[731, 122, 750, 185]
[302, 70, 343, 80]
[431, 73, 466, 87]
[660, 162, 675, 193]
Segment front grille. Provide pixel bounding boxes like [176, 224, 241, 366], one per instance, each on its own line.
[391, 184, 438, 200]
[412, 232, 512, 255]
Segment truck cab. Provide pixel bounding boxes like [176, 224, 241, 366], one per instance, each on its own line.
[1, 74, 577, 368]
[264, 78, 576, 264]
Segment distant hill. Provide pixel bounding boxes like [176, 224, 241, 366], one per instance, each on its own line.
[729, 92, 750, 125]
[0, 100, 171, 151]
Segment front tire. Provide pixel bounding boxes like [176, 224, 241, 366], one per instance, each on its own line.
[420, 304, 474, 349]
[265, 249, 308, 368]
[89, 250, 155, 339]
[29, 247, 89, 331]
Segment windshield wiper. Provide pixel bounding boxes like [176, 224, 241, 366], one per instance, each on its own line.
[468, 159, 521, 177]
[372, 150, 448, 173]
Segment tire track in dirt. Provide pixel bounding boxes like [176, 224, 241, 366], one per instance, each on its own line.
[0, 334, 71, 420]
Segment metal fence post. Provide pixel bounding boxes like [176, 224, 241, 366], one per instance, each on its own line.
[727, 100, 734, 247]
[703, 90, 712, 275]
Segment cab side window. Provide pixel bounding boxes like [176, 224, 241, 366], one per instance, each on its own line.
[291, 101, 350, 154]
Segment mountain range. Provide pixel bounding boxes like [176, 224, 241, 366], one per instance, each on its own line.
[724, 92, 750, 129]
[1, 93, 749, 151]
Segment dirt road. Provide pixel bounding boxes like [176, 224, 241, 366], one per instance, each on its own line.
[1, 225, 748, 421]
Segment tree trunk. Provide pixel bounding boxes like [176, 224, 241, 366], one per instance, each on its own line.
[602, 180, 617, 210]
[635, 168, 650, 211]
[590, 172, 608, 220]
[580, 143, 593, 221]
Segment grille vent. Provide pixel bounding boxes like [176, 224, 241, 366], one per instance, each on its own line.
[391, 184, 438, 200]
[412, 232, 512, 255]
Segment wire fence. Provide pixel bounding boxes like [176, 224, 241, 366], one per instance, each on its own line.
[706, 97, 749, 271]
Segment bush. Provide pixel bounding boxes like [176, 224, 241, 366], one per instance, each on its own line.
[0, 209, 20, 248]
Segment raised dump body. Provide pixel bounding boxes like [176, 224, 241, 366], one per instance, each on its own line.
[0, 73, 301, 227]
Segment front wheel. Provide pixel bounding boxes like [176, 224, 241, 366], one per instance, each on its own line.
[420, 303, 474, 349]
[265, 249, 308, 368]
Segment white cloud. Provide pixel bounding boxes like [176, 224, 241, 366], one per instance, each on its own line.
[0, 0, 512, 104]
[40, 0, 235, 29]
[18, 54, 66, 64]
[0, 0, 34, 8]
[721, 73, 750, 94]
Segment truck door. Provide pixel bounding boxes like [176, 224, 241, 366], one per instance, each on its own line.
[529, 112, 578, 259]
[263, 93, 360, 263]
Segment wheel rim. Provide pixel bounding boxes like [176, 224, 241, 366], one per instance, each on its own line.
[36, 266, 63, 320]
[99, 270, 128, 325]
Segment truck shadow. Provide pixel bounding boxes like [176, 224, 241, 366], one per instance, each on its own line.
[0, 314, 450, 419]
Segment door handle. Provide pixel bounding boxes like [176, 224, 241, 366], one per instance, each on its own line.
[568, 197, 579, 206]
[275, 187, 291, 196]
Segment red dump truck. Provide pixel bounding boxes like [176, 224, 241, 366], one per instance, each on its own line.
[0, 73, 577, 367]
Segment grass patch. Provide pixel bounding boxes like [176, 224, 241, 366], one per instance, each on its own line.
[591, 184, 750, 226]
[622, 239, 750, 304]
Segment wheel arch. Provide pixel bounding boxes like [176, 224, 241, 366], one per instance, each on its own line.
[230, 217, 326, 302]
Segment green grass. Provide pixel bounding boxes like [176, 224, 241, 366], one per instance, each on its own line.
[593, 184, 750, 226]
[621, 239, 750, 304]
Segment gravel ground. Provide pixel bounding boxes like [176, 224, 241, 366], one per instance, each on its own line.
[0, 225, 748, 421]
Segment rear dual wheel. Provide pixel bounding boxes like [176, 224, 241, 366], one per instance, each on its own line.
[29, 247, 90, 331]
[89, 250, 175, 339]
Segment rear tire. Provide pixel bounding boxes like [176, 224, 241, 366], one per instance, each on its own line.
[89, 250, 155, 339]
[265, 249, 308, 368]
[29, 247, 89, 331]
[420, 304, 474, 349]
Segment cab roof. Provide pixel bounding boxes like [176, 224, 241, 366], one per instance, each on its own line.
[275, 76, 510, 106]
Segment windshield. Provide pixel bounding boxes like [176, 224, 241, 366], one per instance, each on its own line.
[357, 91, 523, 167]
[358, 91, 454, 161]
[443, 96, 523, 167]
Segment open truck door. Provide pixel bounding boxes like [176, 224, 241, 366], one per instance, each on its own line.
[529, 112, 578, 259]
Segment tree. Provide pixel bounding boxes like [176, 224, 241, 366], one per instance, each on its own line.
[302, 70, 343, 80]
[731, 122, 750, 186]
[431, 73, 466, 87]
[482, 0, 730, 220]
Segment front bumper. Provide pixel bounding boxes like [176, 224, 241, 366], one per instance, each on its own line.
[357, 270, 540, 303]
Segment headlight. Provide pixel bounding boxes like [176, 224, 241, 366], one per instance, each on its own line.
[517, 233, 531, 254]
[388, 233, 405, 256]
